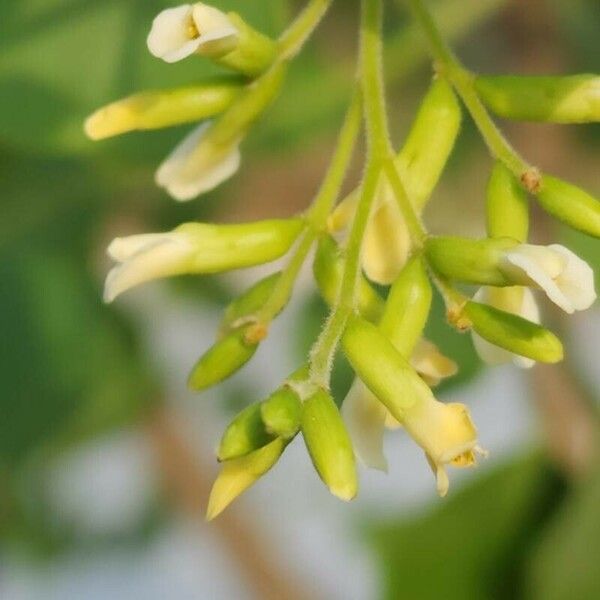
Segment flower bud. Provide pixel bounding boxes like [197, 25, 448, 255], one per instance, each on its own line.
[84, 80, 242, 140]
[313, 235, 384, 322]
[301, 390, 358, 501]
[396, 78, 462, 209]
[342, 317, 432, 419]
[465, 300, 563, 363]
[188, 325, 259, 391]
[206, 438, 285, 520]
[426, 236, 517, 286]
[486, 162, 529, 242]
[219, 272, 281, 336]
[475, 74, 600, 123]
[217, 402, 274, 461]
[536, 175, 600, 238]
[261, 387, 303, 440]
[379, 256, 432, 356]
[104, 219, 301, 301]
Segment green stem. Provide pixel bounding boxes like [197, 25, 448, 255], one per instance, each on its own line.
[407, 0, 533, 181]
[257, 91, 362, 323]
[309, 162, 382, 387]
[278, 0, 332, 60]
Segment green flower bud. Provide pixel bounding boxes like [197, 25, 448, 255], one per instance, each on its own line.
[426, 236, 517, 286]
[217, 401, 274, 461]
[188, 325, 259, 391]
[84, 79, 243, 140]
[261, 387, 303, 439]
[313, 235, 384, 322]
[486, 162, 529, 242]
[475, 74, 600, 123]
[396, 78, 462, 209]
[219, 272, 281, 336]
[301, 389, 358, 501]
[379, 256, 432, 356]
[536, 175, 600, 238]
[342, 317, 432, 421]
[217, 12, 277, 77]
[206, 438, 285, 520]
[464, 301, 563, 363]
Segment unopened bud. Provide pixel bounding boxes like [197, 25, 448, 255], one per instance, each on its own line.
[188, 325, 258, 391]
[396, 78, 462, 209]
[217, 402, 274, 461]
[301, 390, 358, 501]
[486, 162, 529, 242]
[379, 256, 432, 356]
[465, 301, 563, 363]
[261, 387, 303, 439]
[84, 80, 242, 140]
[476, 74, 600, 124]
[536, 175, 600, 238]
[206, 438, 285, 520]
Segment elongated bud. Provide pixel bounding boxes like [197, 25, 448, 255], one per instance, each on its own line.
[301, 390, 357, 501]
[261, 387, 303, 439]
[206, 438, 285, 520]
[188, 325, 259, 391]
[379, 256, 432, 356]
[217, 402, 274, 461]
[486, 162, 529, 242]
[475, 74, 600, 123]
[216, 12, 277, 77]
[342, 317, 432, 421]
[396, 78, 461, 210]
[84, 80, 242, 140]
[313, 235, 384, 322]
[105, 219, 302, 301]
[464, 301, 563, 363]
[536, 175, 600, 238]
[426, 236, 517, 286]
[220, 272, 281, 336]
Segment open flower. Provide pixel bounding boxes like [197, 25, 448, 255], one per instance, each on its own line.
[147, 3, 238, 64]
[155, 122, 241, 201]
[343, 339, 457, 472]
[501, 243, 596, 313]
[471, 286, 540, 368]
[329, 180, 411, 285]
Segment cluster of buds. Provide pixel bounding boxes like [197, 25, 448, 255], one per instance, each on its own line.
[86, 2, 599, 518]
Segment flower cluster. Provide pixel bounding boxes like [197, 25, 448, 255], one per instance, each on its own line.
[86, 1, 599, 518]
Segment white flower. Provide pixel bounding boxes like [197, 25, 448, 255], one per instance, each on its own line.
[104, 231, 196, 302]
[147, 3, 238, 64]
[155, 122, 241, 201]
[501, 243, 596, 314]
[342, 339, 457, 472]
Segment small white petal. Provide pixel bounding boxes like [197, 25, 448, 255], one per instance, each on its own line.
[107, 233, 175, 262]
[410, 339, 458, 386]
[191, 4, 238, 55]
[147, 5, 201, 63]
[341, 379, 388, 472]
[156, 122, 241, 201]
[104, 237, 193, 302]
[504, 246, 574, 313]
[548, 244, 597, 311]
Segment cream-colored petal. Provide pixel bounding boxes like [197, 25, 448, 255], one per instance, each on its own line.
[104, 237, 193, 302]
[362, 194, 411, 285]
[410, 339, 458, 386]
[147, 5, 204, 63]
[328, 192, 359, 233]
[155, 122, 241, 201]
[548, 244, 597, 311]
[192, 4, 238, 55]
[107, 233, 175, 262]
[504, 247, 574, 313]
[341, 379, 388, 472]
[472, 331, 515, 365]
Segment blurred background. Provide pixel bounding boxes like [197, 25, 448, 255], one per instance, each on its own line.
[1, 0, 599, 598]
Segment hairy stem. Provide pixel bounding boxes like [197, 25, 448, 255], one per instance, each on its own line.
[278, 0, 333, 59]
